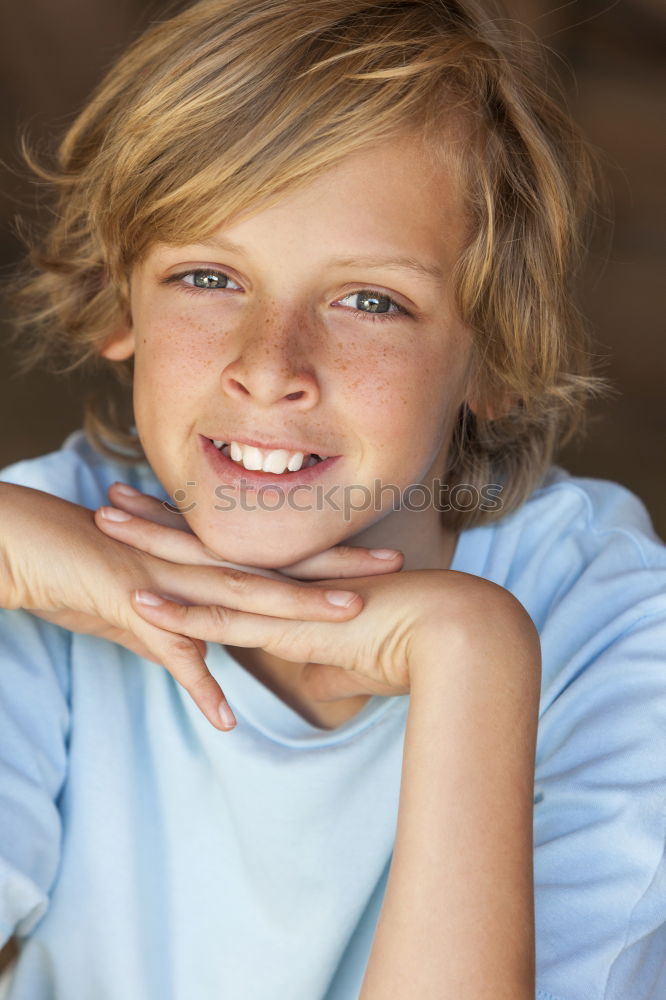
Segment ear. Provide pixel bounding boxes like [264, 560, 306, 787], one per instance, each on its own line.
[467, 398, 497, 421]
[466, 388, 514, 422]
[100, 323, 135, 361]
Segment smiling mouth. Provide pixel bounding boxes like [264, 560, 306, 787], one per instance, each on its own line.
[209, 438, 326, 475]
[201, 435, 340, 493]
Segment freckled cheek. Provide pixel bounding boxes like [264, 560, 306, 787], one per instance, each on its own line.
[330, 340, 459, 480]
[331, 341, 448, 429]
[133, 310, 223, 407]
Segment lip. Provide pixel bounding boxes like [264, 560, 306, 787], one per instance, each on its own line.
[200, 435, 341, 490]
[206, 434, 336, 458]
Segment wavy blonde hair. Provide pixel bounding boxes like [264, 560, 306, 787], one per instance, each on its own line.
[10, 0, 608, 529]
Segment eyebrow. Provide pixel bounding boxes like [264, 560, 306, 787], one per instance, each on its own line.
[194, 237, 444, 284]
[328, 254, 444, 283]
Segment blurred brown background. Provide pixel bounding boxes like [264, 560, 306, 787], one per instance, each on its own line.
[1, 0, 664, 533]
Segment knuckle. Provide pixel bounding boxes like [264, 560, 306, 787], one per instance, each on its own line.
[330, 545, 358, 560]
[220, 566, 249, 593]
[167, 635, 198, 659]
[290, 580, 317, 604]
[165, 643, 209, 690]
[188, 670, 217, 699]
[209, 604, 231, 629]
[334, 545, 375, 562]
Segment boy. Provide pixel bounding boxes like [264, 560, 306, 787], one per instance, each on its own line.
[1, 1, 664, 997]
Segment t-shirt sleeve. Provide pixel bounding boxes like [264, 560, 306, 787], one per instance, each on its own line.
[0, 609, 70, 946]
[534, 609, 666, 1000]
[0, 435, 146, 949]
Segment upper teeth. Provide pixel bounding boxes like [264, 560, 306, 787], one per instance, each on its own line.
[212, 440, 326, 474]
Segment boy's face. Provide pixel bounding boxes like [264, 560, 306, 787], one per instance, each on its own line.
[104, 137, 474, 567]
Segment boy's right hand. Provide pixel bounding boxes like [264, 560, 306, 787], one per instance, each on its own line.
[0, 481, 402, 731]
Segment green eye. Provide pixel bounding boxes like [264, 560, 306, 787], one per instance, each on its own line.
[335, 289, 409, 322]
[164, 268, 240, 292]
[353, 291, 392, 313]
[191, 271, 229, 288]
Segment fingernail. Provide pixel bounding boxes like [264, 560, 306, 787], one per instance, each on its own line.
[218, 700, 237, 729]
[112, 482, 140, 496]
[134, 590, 164, 606]
[99, 506, 132, 522]
[326, 590, 358, 607]
[369, 548, 400, 559]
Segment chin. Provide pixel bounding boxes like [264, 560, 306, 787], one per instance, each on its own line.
[188, 518, 338, 571]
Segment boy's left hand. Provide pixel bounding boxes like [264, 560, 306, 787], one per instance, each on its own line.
[90, 484, 535, 701]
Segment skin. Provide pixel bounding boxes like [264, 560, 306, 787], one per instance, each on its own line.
[100, 136, 477, 728]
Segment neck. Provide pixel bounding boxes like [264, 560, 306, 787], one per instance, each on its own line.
[346, 505, 458, 573]
[225, 506, 459, 730]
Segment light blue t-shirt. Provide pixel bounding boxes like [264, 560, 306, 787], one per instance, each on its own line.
[0, 431, 664, 1000]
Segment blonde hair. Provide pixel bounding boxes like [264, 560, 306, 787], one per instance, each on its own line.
[10, 0, 608, 529]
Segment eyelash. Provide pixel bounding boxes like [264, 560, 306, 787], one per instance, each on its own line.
[163, 269, 411, 323]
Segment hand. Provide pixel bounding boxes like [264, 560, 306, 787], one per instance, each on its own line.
[130, 563, 528, 699]
[92, 482, 412, 704]
[99, 485, 531, 702]
[0, 481, 402, 730]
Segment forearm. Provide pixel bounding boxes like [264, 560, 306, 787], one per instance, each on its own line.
[361, 600, 540, 999]
[0, 481, 94, 610]
[0, 481, 38, 609]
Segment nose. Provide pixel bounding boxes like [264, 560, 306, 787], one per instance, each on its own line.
[220, 312, 320, 409]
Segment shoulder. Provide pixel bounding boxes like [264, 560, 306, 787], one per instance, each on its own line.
[0, 430, 163, 509]
[457, 467, 666, 715]
[478, 467, 665, 627]
[518, 465, 661, 562]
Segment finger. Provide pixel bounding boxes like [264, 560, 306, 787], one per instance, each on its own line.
[278, 544, 403, 580]
[107, 482, 192, 531]
[123, 634, 208, 665]
[130, 612, 235, 731]
[96, 512, 364, 618]
[131, 591, 329, 666]
[122, 629, 207, 664]
[95, 506, 227, 566]
[143, 559, 366, 621]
